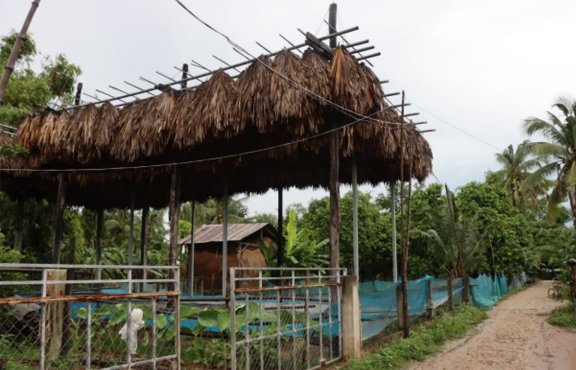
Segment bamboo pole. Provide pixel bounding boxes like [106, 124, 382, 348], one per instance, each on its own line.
[0, 0, 41, 103]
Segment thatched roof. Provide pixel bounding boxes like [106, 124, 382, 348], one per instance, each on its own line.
[0, 47, 433, 209]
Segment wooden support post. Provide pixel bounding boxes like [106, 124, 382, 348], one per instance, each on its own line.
[222, 181, 229, 295]
[447, 276, 454, 311]
[391, 182, 398, 282]
[46, 268, 66, 361]
[463, 275, 470, 303]
[52, 174, 67, 264]
[128, 194, 135, 266]
[95, 208, 104, 282]
[140, 206, 149, 291]
[342, 275, 361, 359]
[328, 2, 340, 272]
[188, 202, 196, 295]
[14, 194, 24, 254]
[168, 166, 181, 269]
[426, 279, 434, 318]
[396, 283, 405, 330]
[277, 187, 284, 267]
[352, 159, 359, 279]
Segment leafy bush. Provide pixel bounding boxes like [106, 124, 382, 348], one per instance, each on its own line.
[346, 306, 487, 370]
[547, 303, 576, 330]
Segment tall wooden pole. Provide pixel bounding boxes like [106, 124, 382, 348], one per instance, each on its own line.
[0, 0, 41, 103]
[95, 208, 104, 280]
[328, 2, 340, 271]
[140, 206, 149, 291]
[399, 91, 410, 338]
[128, 194, 135, 266]
[222, 180, 229, 295]
[391, 182, 398, 282]
[277, 188, 284, 267]
[168, 166, 181, 268]
[52, 173, 67, 264]
[188, 201, 196, 295]
[14, 194, 24, 254]
[352, 159, 359, 279]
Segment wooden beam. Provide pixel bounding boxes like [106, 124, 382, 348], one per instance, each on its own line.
[14, 194, 24, 254]
[188, 201, 196, 295]
[168, 166, 181, 268]
[52, 173, 67, 264]
[222, 180, 229, 295]
[352, 159, 359, 279]
[328, 3, 341, 273]
[140, 206, 149, 291]
[95, 208, 104, 282]
[128, 194, 135, 266]
[277, 188, 284, 267]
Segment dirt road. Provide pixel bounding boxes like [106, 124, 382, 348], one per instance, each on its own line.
[408, 280, 576, 370]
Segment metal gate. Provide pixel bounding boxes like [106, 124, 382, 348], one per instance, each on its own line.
[0, 263, 180, 370]
[230, 267, 346, 370]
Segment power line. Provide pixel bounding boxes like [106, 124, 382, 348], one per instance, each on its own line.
[172, 0, 406, 128]
[412, 102, 501, 151]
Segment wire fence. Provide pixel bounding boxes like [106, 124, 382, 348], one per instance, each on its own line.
[0, 264, 180, 370]
[229, 268, 347, 370]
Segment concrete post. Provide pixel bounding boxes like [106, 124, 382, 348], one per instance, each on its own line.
[342, 275, 361, 359]
[46, 269, 66, 361]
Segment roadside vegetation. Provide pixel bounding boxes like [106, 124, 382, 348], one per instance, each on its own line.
[346, 306, 487, 370]
[548, 303, 576, 330]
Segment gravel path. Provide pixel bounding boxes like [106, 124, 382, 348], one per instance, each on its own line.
[408, 280, 576, 370]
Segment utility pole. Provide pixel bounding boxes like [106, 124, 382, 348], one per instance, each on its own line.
[0, 0, 41, 103]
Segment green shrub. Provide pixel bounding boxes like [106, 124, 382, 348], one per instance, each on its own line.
[346, 306, 487, 370]
[548, 303, 576, 330]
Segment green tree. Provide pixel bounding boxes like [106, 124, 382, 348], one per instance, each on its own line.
[524, 98, 576, 225]
[488, 141, 547, 210]
[0, 31, 81, 126]
[298, 191, 391, 280]
[456, 182, 534, 277]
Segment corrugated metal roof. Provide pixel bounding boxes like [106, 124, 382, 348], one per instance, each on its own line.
[178, 223, 273, 245]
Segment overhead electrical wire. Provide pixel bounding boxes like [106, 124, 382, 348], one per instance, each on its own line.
[172, 0, 408, 128]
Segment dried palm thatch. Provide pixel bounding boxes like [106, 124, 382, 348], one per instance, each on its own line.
[268, 50, 326, 136]
[174, 70, 238, 149]
[234, 55, 275, 133]
[110, 98, 152, 162]
[2, 46, 433, 209]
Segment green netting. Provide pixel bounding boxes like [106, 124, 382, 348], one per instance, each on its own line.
[469, 273, 509, 308]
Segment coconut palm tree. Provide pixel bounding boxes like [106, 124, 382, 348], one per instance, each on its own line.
[490, 140, 547, 209]
[524, 97, 576, 225]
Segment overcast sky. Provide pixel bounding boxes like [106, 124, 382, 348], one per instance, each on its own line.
[1, 0, 575, 215]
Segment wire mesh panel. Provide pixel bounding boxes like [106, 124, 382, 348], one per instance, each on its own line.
[0, 263, 180, 370]
[229, 268, 346, 370]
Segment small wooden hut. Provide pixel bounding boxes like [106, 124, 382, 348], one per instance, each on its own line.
[178, 223, 276, 294]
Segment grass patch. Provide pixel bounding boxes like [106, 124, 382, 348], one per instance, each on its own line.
[346, 305, 487, 370]
[548, 303, 576, 330]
